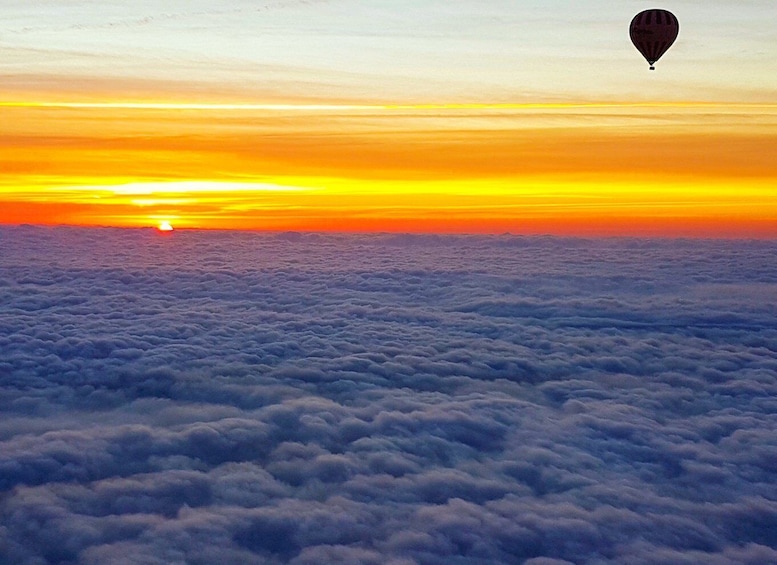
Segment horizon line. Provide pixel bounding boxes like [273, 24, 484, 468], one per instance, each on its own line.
[2, 221, 775, 241]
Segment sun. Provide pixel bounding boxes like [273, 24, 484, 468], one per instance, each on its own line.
[157, 221, 174, 232]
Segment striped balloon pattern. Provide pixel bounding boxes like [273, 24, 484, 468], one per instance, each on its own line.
[629, 9, 679, 70]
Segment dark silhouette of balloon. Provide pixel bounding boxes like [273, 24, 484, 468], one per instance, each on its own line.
[630, 9, 679, 70]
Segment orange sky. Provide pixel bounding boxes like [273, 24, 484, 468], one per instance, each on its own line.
[2, 101, 776, 237]
[4, 2, 777, 237]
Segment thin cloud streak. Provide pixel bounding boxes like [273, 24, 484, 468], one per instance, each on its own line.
[4, 101, 777, 111]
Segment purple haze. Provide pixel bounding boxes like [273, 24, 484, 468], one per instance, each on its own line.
[1, 226, 776, 564]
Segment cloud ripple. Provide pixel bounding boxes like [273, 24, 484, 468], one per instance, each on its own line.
[1, 227, 776, 564]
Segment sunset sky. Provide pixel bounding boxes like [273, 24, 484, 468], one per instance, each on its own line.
[2, 0, 776, 236]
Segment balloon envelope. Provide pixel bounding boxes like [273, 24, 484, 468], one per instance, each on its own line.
[630, 9, 679, 69]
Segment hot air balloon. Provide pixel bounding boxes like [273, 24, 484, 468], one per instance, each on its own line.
[630, 9, 679, 70]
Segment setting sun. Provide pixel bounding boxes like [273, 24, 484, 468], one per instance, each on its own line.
[2, 102, 775, 237]
[2, 2, 777, 563]
[1, 1, 776, 238]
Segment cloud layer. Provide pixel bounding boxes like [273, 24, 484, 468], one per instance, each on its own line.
[1, 226, 776, 564]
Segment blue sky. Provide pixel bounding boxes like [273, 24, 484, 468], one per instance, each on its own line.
[3, 0, 776, 102]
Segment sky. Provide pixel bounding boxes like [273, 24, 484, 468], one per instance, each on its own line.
[1, 0, 777, 235]
[2, 226, 777, 563]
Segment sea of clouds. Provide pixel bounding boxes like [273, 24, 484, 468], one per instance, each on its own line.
[1, 226, 776, 564]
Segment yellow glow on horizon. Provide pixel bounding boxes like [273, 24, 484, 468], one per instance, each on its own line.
[108, 180, 313, 195]
[2, 100, 777, 112]
[2, 99, 775, 238]
[5, 175, 772, 235]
